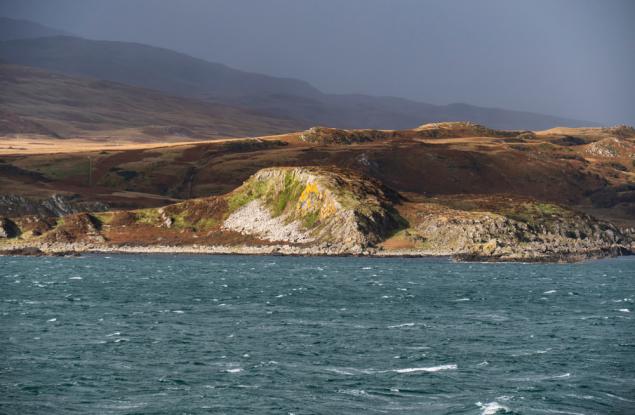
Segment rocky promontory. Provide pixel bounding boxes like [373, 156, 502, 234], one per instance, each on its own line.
[1, 167, 633, 262]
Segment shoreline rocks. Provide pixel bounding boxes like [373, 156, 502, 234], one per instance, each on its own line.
[0, 239, 630, 263]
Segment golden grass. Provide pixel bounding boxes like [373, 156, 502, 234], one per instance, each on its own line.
[0, 133, 294, 155]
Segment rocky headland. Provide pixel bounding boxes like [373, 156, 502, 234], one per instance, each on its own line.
[1, 166, 633, 262]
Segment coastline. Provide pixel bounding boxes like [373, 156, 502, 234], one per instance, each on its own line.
[0, 241, 629, 263]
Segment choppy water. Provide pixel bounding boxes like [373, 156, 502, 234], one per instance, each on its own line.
[1, 255, 634, 414]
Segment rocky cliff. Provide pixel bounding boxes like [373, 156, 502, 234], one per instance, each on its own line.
[223, 167, 404, 251]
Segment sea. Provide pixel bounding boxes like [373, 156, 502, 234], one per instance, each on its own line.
[1, 255, 634, 414]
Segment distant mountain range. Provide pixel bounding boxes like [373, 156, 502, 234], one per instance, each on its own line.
[0, 64, 300, 139]
[0, 17, 596, 135]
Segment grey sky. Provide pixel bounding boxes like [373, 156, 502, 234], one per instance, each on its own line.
[1, 0, 634, 125]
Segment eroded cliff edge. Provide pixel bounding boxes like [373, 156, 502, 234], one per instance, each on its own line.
[1, 166, 633, 261]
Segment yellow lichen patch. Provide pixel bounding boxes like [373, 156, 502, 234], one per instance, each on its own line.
[296, 181, 340, 221]
[298, 182, 320, 210]
[318, 198, 339, 220]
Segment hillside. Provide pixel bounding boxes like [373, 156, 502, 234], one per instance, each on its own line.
[0, 121, 633, 223]
[0, 36, 321, 100]
[0, 35, 595, 131]
[1, 122, 633, 261]
[0, 64, 301, 139]
[0, 17, 69, 41]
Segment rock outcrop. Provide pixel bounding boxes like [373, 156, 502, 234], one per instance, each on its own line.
[0, 194, 108, 217]
[43, 213, 104, 244]
[223, 167, 404, 250]
[298, 122, 534, 145]
[299, 127, 392, 144]
[584, 137, 635, 158]
[413, 121, 533, 139]
[399, 201, 633, 261]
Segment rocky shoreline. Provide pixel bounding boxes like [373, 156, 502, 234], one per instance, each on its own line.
[1, 167, 633, 263]
[0, 240, 630, 263]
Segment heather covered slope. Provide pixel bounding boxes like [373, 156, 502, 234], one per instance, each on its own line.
[0, 64, 301, 139]
[0, 120, 632, 260]
[1, 122, 633, 228]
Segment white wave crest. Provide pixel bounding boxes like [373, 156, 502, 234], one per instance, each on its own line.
[387, 322, 415, 328]
[476, 401, 510, 414]
[226, 368, 243, 373]
[394, 364, 457, 373]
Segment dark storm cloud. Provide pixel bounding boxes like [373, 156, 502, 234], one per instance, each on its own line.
[1, 0, 633, 125]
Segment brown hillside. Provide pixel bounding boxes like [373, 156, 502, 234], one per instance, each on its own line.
[0, 123, 633, 227]
[0, 64, 301, 140]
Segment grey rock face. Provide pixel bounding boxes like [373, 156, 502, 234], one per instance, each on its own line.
[0, 194, 108, 217]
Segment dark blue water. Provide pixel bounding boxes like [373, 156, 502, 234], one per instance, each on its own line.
[1, 255, 634, 414]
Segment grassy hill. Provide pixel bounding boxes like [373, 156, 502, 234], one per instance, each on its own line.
[0, 64, 301, 139]
[0, 35, 595, 131]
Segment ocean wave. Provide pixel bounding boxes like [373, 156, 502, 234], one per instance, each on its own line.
[225, 368, 243, 373]
[325, 364, 457, 376]
[387, 322, 415, 328]
[476, 401, 510, 414]
[393, 364, 457, 373]
[510, 372, 571, 381]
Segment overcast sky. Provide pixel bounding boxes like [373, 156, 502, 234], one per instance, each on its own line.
[1, 0, 634, 125]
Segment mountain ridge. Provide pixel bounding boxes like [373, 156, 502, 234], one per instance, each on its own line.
[0, 16, 70, 41]
[0, 32, 596, 131]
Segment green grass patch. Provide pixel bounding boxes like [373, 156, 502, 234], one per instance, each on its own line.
[503, 202, 568, 225]
[134, 208, 161, 225]
[194, 217, 217, 230]
[93, 212, 114, 225]
[227, 178, 269, 212]
[31, 158, 90, 181]
[271, 172, 304, 216]
[170, 210, 191, 229]
[226, 171, 304, 216]
[167, 209, 217, 230]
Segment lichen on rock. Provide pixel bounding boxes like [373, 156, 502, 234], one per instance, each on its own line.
[222, 167, 405, 249]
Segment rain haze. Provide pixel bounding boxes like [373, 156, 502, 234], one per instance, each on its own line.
[1, 0, 634, 125]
